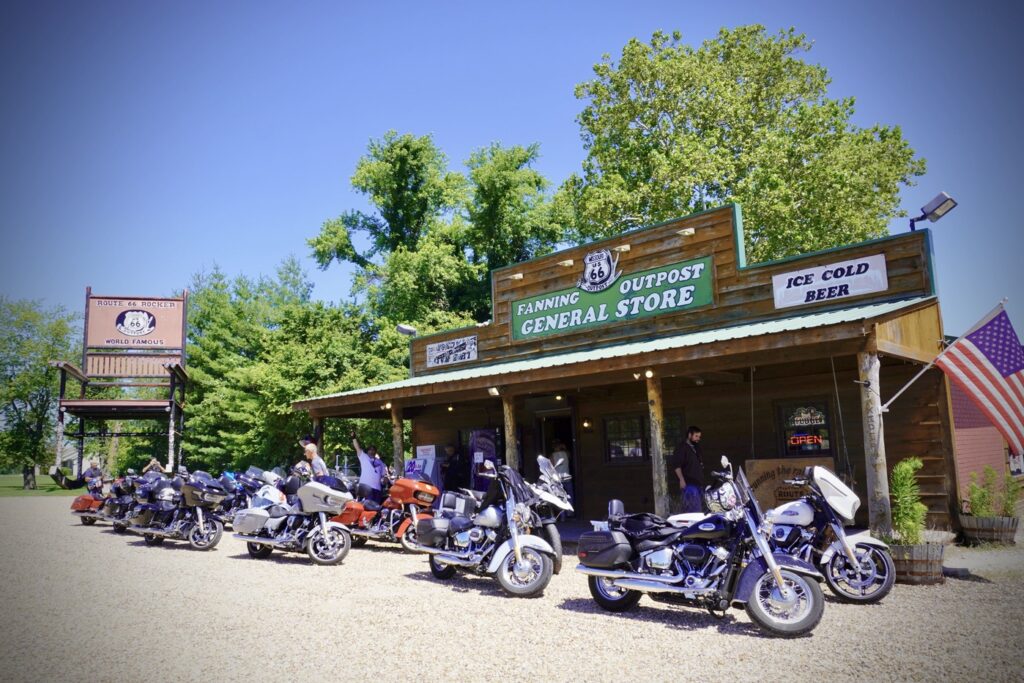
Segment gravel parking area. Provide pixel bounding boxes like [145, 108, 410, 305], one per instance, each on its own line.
[1, 498, 1021, 682]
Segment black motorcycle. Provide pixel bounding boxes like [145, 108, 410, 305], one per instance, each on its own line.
[576, 456, 825, 638]
[127, 469, 227, 550]
[101, 470, 139, 532]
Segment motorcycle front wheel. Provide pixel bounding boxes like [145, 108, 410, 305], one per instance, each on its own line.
[588, 576, 642, 612]
[428, 554, 457, 579]
[495, 546, 553, 598]
[188, 518, 224, 551]
[824, 543, 895, 603]
[246, 542, 273, 559]
[542, 523, 563, 574]
[306, 527, 351, 566]
[745, 569, 824, 638]
[143, 534, 164, 546]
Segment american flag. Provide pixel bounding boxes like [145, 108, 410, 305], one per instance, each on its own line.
[935, 305, 1024, 456]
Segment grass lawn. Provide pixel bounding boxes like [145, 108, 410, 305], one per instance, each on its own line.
[0, 473, 79, 497]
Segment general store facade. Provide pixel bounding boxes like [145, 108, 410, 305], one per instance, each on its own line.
[295, 204, 959, 529]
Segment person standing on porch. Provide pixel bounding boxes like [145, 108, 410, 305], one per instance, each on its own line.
[673, 426, 704, 514]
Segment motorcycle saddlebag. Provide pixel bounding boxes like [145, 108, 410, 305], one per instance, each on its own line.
[415, 517, 449, 547]
[577, 530, 632, 568]
[71, 495, 99, 512]
[233, 508, 270, 534]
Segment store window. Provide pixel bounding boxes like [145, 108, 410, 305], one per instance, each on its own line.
[777, 400, 832, 457]
[603, 413, 684, 461]
[605, 415, 645, 461]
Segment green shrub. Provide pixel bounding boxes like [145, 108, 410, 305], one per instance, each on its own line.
[1001, 473, 1021, 518]
[890, 457, 928, 545]
[967, 466, 998, 517]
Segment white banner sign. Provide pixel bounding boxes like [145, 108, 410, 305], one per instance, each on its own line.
[772, 254, 888, 309]
[426, 335, 478, 368]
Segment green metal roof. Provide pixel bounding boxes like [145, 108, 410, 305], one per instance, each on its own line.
[297, 296, 935, 407]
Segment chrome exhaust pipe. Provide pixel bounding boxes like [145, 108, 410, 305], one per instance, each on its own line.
[611, 578, 714, 595]
[232, 534, 298, 549]
[575, 565, 683, 584]
[401, 537, 480, 564]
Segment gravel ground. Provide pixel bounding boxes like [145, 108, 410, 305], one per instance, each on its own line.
[1, 498, 1021, 683]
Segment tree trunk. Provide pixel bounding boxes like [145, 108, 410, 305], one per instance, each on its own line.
[390, 404, 404, 476]
[647, 376, 669, 517]
[859, 349, 892, 537]
[502, 395, 519, 471]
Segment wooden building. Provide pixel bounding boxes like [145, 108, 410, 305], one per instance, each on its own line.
[294, 204, 959, 530]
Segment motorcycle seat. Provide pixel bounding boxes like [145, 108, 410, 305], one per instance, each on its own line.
[361, 499, 382, 512]
[267, 505, 290, 518]
[634, 530, 684, 552]
[449, 516, 474, 534]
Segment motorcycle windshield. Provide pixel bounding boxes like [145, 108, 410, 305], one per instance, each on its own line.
[536, 456, 567, 497]
[736, 467, 763, 520]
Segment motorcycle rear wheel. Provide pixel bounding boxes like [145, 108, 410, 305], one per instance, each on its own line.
[428, 554, 457, 579]
[80, 516, 96, 526]
[496, 547, 553, 598]
[745, 569, 823, 638]
[143, 534, 164, 546]
[188, 518, 224, 551]
[588, 576, 642, 612]
[306, 527, 351, 566]
[247, 542, 273, 559]
[112, 523, 128, 533]
[350, 535, 368, 548]
[824, 543, 895, 603]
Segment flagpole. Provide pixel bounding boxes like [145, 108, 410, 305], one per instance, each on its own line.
[880, 299, 1007, 412]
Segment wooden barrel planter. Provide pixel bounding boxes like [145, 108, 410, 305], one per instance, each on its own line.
[890, 543, 945, 585]
[958, 515, 1019, 545]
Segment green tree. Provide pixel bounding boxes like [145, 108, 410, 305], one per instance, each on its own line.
[560, 26, 925, 262]
[309, 131, 467, 270]
[460, 142, 561, 318]
[0, 298, 78, 471]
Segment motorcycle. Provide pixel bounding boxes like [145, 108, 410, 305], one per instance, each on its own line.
[126, 469, 227, 550]
[529, 455, 574, 574]
[332, 468, 438, 551]
[70, 475, 107, 525]
[100, 470, 139, 532]
[576, 456, 825, 638]
[763, 466, 895, 603]
[212, 471, 250, 526]
[232, 470, 354, 565]
[405, 459, 557, 598]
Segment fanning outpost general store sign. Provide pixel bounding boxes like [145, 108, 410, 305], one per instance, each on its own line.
[511, 250, 713, 341]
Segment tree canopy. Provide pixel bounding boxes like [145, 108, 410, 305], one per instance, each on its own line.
[559, 26, 925, 262]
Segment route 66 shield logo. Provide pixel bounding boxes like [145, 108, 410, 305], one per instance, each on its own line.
[577, 249, 621, 293]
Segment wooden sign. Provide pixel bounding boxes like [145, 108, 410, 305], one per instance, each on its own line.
[426, 335, 478, 368]
[772, 254, 888, 309]
[85, 295, 185, 350]
[745, 457, 835, 510]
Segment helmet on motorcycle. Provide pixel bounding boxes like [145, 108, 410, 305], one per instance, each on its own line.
[704, 482, 739, 513]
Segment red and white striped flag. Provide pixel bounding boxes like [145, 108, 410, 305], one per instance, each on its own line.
[935, 304, 1024, 456]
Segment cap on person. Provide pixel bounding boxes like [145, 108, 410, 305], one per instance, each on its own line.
[299, 434, 315, 447]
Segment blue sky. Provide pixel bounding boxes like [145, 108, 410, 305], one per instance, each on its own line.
[1, 1, 1021, 335]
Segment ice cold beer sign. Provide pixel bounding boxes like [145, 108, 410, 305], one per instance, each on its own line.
[772, 254, 888, 309]
[511, 253, 713, 341]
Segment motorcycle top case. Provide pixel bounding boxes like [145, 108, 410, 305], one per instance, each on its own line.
[233, 508, 270, 534]
[577, 530, 632, 568]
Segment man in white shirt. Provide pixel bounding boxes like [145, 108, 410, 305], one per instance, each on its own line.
[351, 432, 382, 497]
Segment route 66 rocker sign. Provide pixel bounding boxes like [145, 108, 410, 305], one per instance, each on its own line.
[577, 249, 621, 293]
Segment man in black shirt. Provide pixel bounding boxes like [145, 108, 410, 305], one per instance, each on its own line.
[672, 426, 704, 513]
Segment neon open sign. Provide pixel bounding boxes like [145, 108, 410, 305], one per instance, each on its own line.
[789, 434, 823, 447]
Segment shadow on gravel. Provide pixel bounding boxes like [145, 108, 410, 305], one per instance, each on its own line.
[125, 539, 205, 552]
[403, 570, 507, 598]
[945, 572, 995, 584]
[556, 598, 769, 638]
[225, 551, 341, 568]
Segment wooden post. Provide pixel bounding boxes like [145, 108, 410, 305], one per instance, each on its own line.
[647, 377, 670, 517]
[390, 404, 404, 476]
[312, 417, 323, 453]
[167, 403, 176, 472]
[54, 409, 65, 471]
[502, 395, 519, 471]
[858, 350, 892, 536]
[75, 418, 85, 477]
[106, 421, 121, 475]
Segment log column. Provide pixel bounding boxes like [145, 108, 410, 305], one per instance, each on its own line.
[647, 376, 670, 518]
[312, 417, 323, 453]
[167, 404, 176, 472]
[502, 395, 519, 471]
[53, 409, 65, 471]
[859, 349, 892, 536]
[390, 404, 404, 476]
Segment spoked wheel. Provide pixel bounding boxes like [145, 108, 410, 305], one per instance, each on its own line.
[80, 516, 97, 526]
[428, 554, 457, 579]
[824, 543, 896, 603]
[495, 546, 553, 597]
[143, 534, 164, 546]
[246, 542, 273, 559]
[399, 525, 421, 553]
[306, 526, 351, 566]
[188, 518, 224, 551]
[587, 576, 642, 612]
[745, 569, 824, 637]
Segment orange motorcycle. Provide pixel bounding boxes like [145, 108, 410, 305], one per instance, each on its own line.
[332, 475, 439, 550]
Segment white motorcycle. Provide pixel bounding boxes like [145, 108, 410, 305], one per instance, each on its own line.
[529, 455, 574, 574]
[404, 460, 558, 597]
[233, 469, 354, 566]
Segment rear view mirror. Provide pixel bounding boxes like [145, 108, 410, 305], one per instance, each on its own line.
[556, 458, 566, 469]
[720, 455, 729, 468]
[483, 460, 495, 471]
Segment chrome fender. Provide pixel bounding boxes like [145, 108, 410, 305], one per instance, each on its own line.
[732, 553, 823, 606]
[819, 530, 889, 564]
[485, 535, 554, 574]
